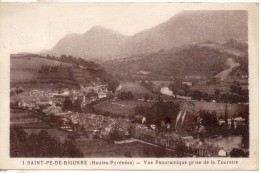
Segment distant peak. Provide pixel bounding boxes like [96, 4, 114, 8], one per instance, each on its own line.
[90, 25, 107, 31]
[85, 25, 127, 37]
[86, 25, 112, 34]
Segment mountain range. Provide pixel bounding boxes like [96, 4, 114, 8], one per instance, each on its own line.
[43, 10, 247, 60]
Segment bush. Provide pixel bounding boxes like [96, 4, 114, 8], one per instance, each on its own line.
[124, 151, 132, 157]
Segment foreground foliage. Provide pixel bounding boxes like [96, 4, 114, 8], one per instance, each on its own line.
[10, 126, 84, 157]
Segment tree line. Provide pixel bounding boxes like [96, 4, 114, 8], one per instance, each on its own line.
[10, 126, 84, 157]
[191, 81, 248, 103]
[134, 101, 180, 129]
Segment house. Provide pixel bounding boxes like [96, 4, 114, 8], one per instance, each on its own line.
[77, 92, 86, 103]
[60, 89, 70, 96]
[10, 97, 21, 106]
[43, 105, 62, 115]
[27, 102, 36, 110]
[182, 81, 193, 87]
[37, 96, 52, 106]
[53, 95, 70, 104]
[20, 100, 28, 108]
[184, 75, 204, 80]
[98, 92, 107, 99]
[231, 69, 248, 79]
[138, 70, 151, 75]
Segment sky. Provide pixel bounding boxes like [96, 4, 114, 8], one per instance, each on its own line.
[0, 3, 182, 53]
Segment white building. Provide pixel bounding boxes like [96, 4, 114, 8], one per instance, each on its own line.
[98, 92, 107, 99]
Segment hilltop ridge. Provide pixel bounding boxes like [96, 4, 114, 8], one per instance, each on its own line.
[43, 10, 247, 60]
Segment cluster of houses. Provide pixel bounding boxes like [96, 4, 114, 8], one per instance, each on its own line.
[10, 85, 130, 140]
[130, 124, 228, 157]
[10, 84, 109, 109]
[41, 105, 131, 139]
[10, 89, 53, 110]
[130, 124, 180, 146]
[80, 114, 131, 139]
[10, 84, 245, 157]
[181, 136, 228, 157]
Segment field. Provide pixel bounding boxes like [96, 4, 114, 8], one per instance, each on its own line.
[11, 108, 38, 120]
[191, 81, 248, 95]
[10, 56, 71, 83]
[191, 85, 248, 95]
[94, 100, 154, 117]
[11, 108, 74, 142]
[191, 85, 230, 94]
[24, 128, 70, 141]
[75, 139, 165, 157]
[11, 56, 71, 69]
[10, 108, 50, 129]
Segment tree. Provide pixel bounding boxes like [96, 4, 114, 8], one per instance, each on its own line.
[241, 126, 249, 149]
[109, 128, 122, 141]
[215, 89, 221, 96]
[144, 94, 149, 101]
[67, 134, 77, 141]
[241, 89, 249, 103]
[62, 140, 84, 157]
[157, 94, 162, 101]
[63, 98, 73, 111]
[61, 55, 67, 61]
[124, 151, 132, 157]
[38, 130, 50, 142]
[182, 84, 191, 96]
[150, 101, 180, 127]
[169, 82, 181, 98]
[154, 147, 167, 157]
[10, 126, 84, 157]
[215, 89, 221, 100]
[140, 79, 154, 91]
[143, 147, 151, 157]
[199, 111, 220, 135]
[220, 93, 230, 103]
[118, 91, 126, 100]
[73, 98, 82, 112]
[10, 126, 28, 157]
[107, 79, 119, 93]
[135, 105, 143, 115]
[230, 81, 242, 95]
[175, 140, 186, 157]
[230, 148, 246, 157]
[15, 87, 24, 95]
[192, 90, 203, 101]
[127, 91, 134, 99]
[202, 93, 210, 102]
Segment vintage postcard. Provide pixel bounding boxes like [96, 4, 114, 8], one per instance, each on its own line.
[0, 2, 258, 170]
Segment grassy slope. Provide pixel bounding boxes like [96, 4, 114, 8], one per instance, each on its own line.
[11, 56, 71, 83]
[104, 44, 248, 81]
[94, 100, 154, 117]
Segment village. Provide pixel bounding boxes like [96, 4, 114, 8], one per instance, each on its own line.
[10, 75, 249, 157]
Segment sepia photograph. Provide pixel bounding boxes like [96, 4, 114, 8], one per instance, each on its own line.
[0, 2, 259, 170]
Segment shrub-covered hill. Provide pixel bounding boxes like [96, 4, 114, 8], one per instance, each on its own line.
[104, 41, 248, 81]
[10, 54, 119, 90]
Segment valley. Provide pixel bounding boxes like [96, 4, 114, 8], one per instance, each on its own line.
[10, 10, 249, 158]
